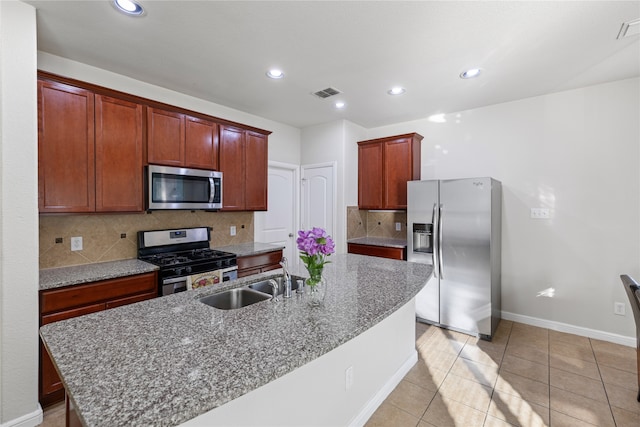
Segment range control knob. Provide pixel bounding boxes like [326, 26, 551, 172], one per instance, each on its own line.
[174, 268, 183, 276]
[185, 266, 192, 273]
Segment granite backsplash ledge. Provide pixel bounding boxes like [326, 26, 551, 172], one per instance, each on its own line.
[346, 206, 407, 240]
[39, 211, 254, 269]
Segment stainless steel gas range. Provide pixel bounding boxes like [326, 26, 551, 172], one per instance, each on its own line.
[137, 227, 238, 296]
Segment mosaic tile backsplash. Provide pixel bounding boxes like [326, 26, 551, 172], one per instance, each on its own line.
[39, 211, 254, 269]
[346, 206, 407, 240]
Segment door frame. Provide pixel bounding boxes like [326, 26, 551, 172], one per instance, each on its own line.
[254, 160, 300, 262]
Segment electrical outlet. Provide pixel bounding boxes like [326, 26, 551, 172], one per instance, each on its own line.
[614, 302, 625, 316]
[230, 226, 236, 236]
[530, 208, 550, 219]
[395, 222, 402, 231]
[345, 366, 354, 391]
[71, 236, 83, 251]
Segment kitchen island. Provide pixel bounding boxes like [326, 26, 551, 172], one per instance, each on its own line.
[40, 254, 432, 426]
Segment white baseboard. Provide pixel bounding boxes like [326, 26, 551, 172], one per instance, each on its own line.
[502, 311, 637, 348]
[0, 405, 43, 427]
[349, 350, 418, 427]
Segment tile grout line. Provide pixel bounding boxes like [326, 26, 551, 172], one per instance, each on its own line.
[589, 336, 619, 427]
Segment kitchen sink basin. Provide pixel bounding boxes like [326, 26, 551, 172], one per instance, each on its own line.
[248, 275, 304, 295]
[199, 288, 271, 310]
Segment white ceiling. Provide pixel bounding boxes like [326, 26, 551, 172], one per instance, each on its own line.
[26, 1, 640, 129]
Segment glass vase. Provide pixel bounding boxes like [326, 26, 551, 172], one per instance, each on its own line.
[306, 270, 326, 307]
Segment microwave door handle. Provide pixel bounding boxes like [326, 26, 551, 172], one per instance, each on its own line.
[209, 177, 215, 203]
[431, 203, 438, 279]
[438, 203, 444, 279]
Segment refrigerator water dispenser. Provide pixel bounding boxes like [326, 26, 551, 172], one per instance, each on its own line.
[412, 223, 432, 253]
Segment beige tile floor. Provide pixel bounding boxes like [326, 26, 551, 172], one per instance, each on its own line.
[41, 320, 639, 427]
[366, 320, 640, 427]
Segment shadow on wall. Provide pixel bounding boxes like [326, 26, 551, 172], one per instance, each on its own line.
[346, 206, 406, 240]
[39, 210, 254, 269]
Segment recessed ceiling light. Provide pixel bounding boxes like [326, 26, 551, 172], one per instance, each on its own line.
[460, 68, 482, 79]
[113, 0, 144, 16]
[387, 86, 406, 95]
[266, 69, 284, 79]
[334, 101, 346, 109]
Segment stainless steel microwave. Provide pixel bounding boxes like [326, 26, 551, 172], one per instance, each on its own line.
[146, 165, 222, 210]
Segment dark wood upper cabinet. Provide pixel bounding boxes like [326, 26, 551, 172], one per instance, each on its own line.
[37, 72, 271, 213]
[38, 80, 95, 213]
[185, 116, 219, 170]
[358, 133, 422, 210]
[147, 107, 219, 170]
[219, 126, 268, 211]
[147, 108, 185, 167]
[219, 126, 245, 210]
[95, 95, 144, 212]
[245, 131, 268, 211]
[357, 141, 384, 209]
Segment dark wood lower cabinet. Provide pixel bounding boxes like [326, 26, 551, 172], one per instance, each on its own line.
[237, 250, 283, 278]
[347, 243, 407, 261]
[39, 271, 157, 407]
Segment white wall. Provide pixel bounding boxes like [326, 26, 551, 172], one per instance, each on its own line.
[0, 1, 41, 425]
[360, 78, 640, 339]
[37, 52, 301, 165]
[300, 120, 366, 254]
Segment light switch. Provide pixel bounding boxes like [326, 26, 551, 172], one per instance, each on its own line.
[395, 222, 402, 231]
[230, 226, 236, 236]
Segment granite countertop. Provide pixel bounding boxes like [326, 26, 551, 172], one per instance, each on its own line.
[214, 242, 285, 257]
[347, 236, 408, 248]
[40, 254, 432, 427]
[39, 259, 159, 291]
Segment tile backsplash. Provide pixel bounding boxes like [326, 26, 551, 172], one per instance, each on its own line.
[39, 211, 254, 269]
[346, 206, 407, 240]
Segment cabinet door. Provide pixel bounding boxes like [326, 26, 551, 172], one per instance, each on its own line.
[185, 116, 218, 170]
[244, 131, 268, 210]
[384, 138, 413, 209]
[95, 95, 144, 212]
[147, 108, 185, 166]
[358, 142, 383, 209]
[219, 126, 246, 210]
[38, 80, 95, 213]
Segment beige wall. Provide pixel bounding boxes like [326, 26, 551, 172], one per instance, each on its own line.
[360, 78, 640, 340]
[39, 211, 254, 269]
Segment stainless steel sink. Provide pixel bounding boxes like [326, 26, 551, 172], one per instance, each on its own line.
[199, 288, 271, 310]
[248, 275, 304, 295]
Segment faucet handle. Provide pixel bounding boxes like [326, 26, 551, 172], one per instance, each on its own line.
[268, 279, 279, 302]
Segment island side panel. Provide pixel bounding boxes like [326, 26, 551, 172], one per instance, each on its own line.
[181, 299, 417, 426]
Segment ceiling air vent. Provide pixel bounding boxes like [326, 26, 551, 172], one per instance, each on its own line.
[312, 87, 341, 99]
[617, 19, 640, 39]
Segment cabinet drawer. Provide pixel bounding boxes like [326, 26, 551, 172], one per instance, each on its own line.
[237, 250, 283, 270]
[105, 290, 157, 309]
[40, 272, 156, 314]
[347, 243, 406, 261]
[41, 302, 105, 326]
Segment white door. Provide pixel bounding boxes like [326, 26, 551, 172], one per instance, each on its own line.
[301, 162, 335, 242]
[254, 162, 299, 264]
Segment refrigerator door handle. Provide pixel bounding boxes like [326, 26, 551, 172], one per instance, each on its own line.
[438, 203, 444, 279]
[431, 203, 438, 279]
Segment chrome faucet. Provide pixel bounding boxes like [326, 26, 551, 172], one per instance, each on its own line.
[267, 279, 279, 302]
[280, 257, 292, 298]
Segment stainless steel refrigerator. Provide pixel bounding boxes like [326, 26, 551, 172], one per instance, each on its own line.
[407, 178, 501, 340]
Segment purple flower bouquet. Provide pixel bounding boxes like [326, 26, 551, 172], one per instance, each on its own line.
[296, 227, 335, 288]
